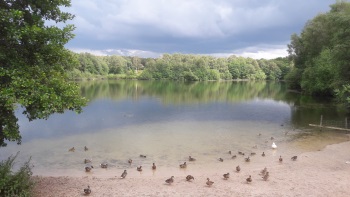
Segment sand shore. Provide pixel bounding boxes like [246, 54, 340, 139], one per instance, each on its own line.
[32, 140, 350, 197]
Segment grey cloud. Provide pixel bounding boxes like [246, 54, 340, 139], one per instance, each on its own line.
[66, 0, 334, 57]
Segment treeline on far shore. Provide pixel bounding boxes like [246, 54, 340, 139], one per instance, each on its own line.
[67, 52, 292, 82]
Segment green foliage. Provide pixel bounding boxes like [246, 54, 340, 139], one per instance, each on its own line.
[287, 0, 350, 106]
[335, 84, 350, 109]
[0, 0, 87, 146]
[0, 152, 34, 197]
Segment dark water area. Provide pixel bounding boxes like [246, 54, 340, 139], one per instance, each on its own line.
[1, 80, 349, 176]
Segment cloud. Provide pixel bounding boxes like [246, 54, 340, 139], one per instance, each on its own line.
[65, 0, 334, 58]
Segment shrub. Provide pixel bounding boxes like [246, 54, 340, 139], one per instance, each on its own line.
[0, 152, 34, 197]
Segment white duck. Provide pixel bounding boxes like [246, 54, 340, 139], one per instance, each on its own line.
[272, 142, 277, 149]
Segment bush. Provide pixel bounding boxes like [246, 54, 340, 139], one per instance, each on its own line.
[0, 152, 34, 197]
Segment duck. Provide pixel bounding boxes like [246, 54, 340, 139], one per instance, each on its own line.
[189, 156, 196, 161]
[223, 173, 230, 180]
[165, 176, 174, 184]
[85, 164, 93, 172]
[236, 165, 241, 172]
[69, 147, 75, 152]
[245, 156, 250, 162]
[137, 166, 142, 171]
[179, 162, 187, 168]
[152, 163, 156, 170]
[251, 152, 256, 156]
[100, 162, 108, 168]
[279, 156, 283, 162]
[271, 137, 275, 140]
[206, 178, 214, 186]
[291, 156, 298, 161]
[262, 152, 265, 157]
[238, 151, 245, 155]
[262, 171, 269, 181]
[121, 170, 127, 178]
[272, 142, 277, 149]
[246, 175, 252, 183]
[228, 150, 232, 154]
[140, 154, 147, 158]
[218, 158, 224, 162]
[232, 155, 237, 159]
[186, 175, 194, 181]
[84, 185, 91, 195]
[84, 159, 92, 164]
[84, 146, 88, 151]
[128, 159, 132, 164]
[260, 167, 267, 175]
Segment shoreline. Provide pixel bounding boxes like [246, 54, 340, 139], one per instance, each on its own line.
[33, 139, 350, 197]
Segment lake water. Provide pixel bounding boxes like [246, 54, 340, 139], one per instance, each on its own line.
[0, 80, 348, 177]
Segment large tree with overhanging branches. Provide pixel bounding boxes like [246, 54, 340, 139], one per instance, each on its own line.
[0, 0, 86, 146]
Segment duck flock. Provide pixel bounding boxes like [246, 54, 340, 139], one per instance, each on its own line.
[68, 136, 298, 195]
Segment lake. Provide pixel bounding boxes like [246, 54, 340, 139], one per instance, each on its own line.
[1, 80, 348, 177]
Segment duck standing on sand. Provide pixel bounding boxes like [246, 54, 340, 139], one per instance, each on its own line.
[137, 166, 142, 171]
[165, 176, 174, 184]
[206, 178, 214, 186]
[223, 173, 230, 180]
[262, 171, 269, 181]
[245, 156, 250, 162]
[236, 165, 241, 172]
[128, 159, 132, 164]
[291, 156, 298, 161]
[186, 175, 194, 181]
[218, 158, 224, 162]
[84, 185, 91, 195]
[246, 175, 252, 183]
[260, 167, 267, 176]
[179, 162, 187, 168]
[152, 163, 156, 170]
[272, 142, 277, 149]
[279, 156, 283, 162]
[262, 152, 265, 157]
[232, 155, 237, 159]
[84, 146, 88, 151]
[121, 170, 127, 178]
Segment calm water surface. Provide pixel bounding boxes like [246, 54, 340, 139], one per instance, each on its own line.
[1, 80, 348, 176]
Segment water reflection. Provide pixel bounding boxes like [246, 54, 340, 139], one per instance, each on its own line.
[1, 80, 348, 176]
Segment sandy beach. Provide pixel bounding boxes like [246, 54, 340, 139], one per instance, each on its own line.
[32, 139, 350, 197]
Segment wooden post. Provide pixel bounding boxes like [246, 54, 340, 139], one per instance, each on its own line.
[320, 115, 323, 126]
[346, 117, 348, 129]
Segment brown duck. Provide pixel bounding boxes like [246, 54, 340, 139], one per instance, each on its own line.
[206, 178, 214, 186]
[137, 166, 142, 171]
[236, 165, 241, 172]
[189, 156, 196, 161]
[121, 170, 127, 178]
[165, 176, 174, 184]
[223, 173, 230, 180]
[186, 175, 194, 181]
[179, 162, 187, 168]
[246, 175, 252, 183]
[152, 163, 156, 170]
[84, 185, 91, 195]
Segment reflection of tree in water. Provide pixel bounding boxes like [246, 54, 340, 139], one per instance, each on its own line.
[80, 80, 289, 105]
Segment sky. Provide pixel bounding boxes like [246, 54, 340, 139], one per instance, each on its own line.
[64, 0, 335, 59]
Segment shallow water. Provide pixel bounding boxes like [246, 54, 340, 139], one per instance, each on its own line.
[0, 80, 348, 177]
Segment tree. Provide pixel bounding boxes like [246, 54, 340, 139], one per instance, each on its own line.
[0, 0, 86, 146]
[287, 0, 350, 106]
